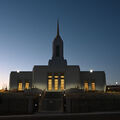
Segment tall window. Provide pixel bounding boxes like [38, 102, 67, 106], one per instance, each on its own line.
[84, 82, 89, 91]
[61, 79, 64, 90]
[48, 79, 52, 91]
[91, 83, 95, 91]
[48, 73, 65, 91]
[54, 79, 58, 90]
[56, 45, 60, 57]
[18, 83, 22, 91]
[25, 82, 29, 89]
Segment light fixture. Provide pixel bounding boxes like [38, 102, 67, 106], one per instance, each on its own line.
[90, 69, 93, 73]
[17, 70, 20, 73]
[116, 82, 118, 85]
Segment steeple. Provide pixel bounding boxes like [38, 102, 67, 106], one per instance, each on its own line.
[48, 20, 67, 67]
[57, 19, 59, 36]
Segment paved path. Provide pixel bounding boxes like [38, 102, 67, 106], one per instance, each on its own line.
[0, 111, 120, 120]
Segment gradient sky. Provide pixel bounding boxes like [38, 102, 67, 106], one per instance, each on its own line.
[0, 0, 120, 89]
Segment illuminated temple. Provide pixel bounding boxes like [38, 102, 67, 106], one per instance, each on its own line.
[9, 21, 106, 92]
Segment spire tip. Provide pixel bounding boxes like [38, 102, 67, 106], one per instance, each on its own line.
[57, 19, 59, 36]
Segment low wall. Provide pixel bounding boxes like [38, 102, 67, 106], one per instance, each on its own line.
[41, 98, 63, 112]
[1, 92, 120, 114]
[0, 93, 35, 115]
[65, 92, 120, 113]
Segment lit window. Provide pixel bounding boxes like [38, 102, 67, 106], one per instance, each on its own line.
[48, 76, 52, 78]
[84, 82, 89, 91]
[54, 79, 58, 90]
[48, 79, 52, 91]
[60, 76, 64, 78]
[61, 79, 64, 90]
[25, 82, 29, 89]
[91, 83, 95, 91]
[54, 76, 59, 78]
[18, 83, 22, 91]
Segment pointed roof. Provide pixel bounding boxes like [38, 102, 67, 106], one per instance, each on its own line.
[53, 20, 63, 42]
[57, 19, 59, 36]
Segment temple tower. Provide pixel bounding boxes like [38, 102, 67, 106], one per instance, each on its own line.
[48, 21, 67, 67]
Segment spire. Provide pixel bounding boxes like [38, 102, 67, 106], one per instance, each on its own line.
[57, 19, 59, 36]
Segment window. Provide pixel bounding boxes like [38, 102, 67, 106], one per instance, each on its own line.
[18, 83, 22, 91]
[25, 82, 29, 89]
[91, 83, 95, 91]
[54, 76, 59, 78]
[56, 45, 60, 57]
[84, 82, 89, 91]
[48, 73, 65, 91]
[61, 79, 64, 90]
[60, 76, 64, 78]
[48, 79, 52, 91]
[54, 79, 58, 90]
[48, 76, 52, 78]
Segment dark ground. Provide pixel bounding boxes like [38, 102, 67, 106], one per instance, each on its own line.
[0, 112, 120, 120]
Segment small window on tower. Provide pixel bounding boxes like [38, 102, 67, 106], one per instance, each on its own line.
[56, 45, 60, 57]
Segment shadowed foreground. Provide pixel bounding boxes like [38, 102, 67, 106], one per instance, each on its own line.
[1, 92, 120, 114]
[0, 112, 120, 120]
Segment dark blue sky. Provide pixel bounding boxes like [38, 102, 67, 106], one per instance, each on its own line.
[0, 0, 120, 88]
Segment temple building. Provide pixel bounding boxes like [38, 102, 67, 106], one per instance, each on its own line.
[9, 22, 106, 92]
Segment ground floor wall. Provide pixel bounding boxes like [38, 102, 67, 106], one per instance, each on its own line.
[32, 65, 80, 91]
[9, 67, 106, 92]
[9, 72, 32, 90]
[80, 71, 106, 92]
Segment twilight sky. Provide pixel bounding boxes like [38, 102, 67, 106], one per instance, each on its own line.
[0, 0, 120, 89]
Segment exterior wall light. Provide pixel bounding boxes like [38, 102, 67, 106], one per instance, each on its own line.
[90, 69, 93, 73]
[17, 70, 20, 73]
[116, 82, 118, 85]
